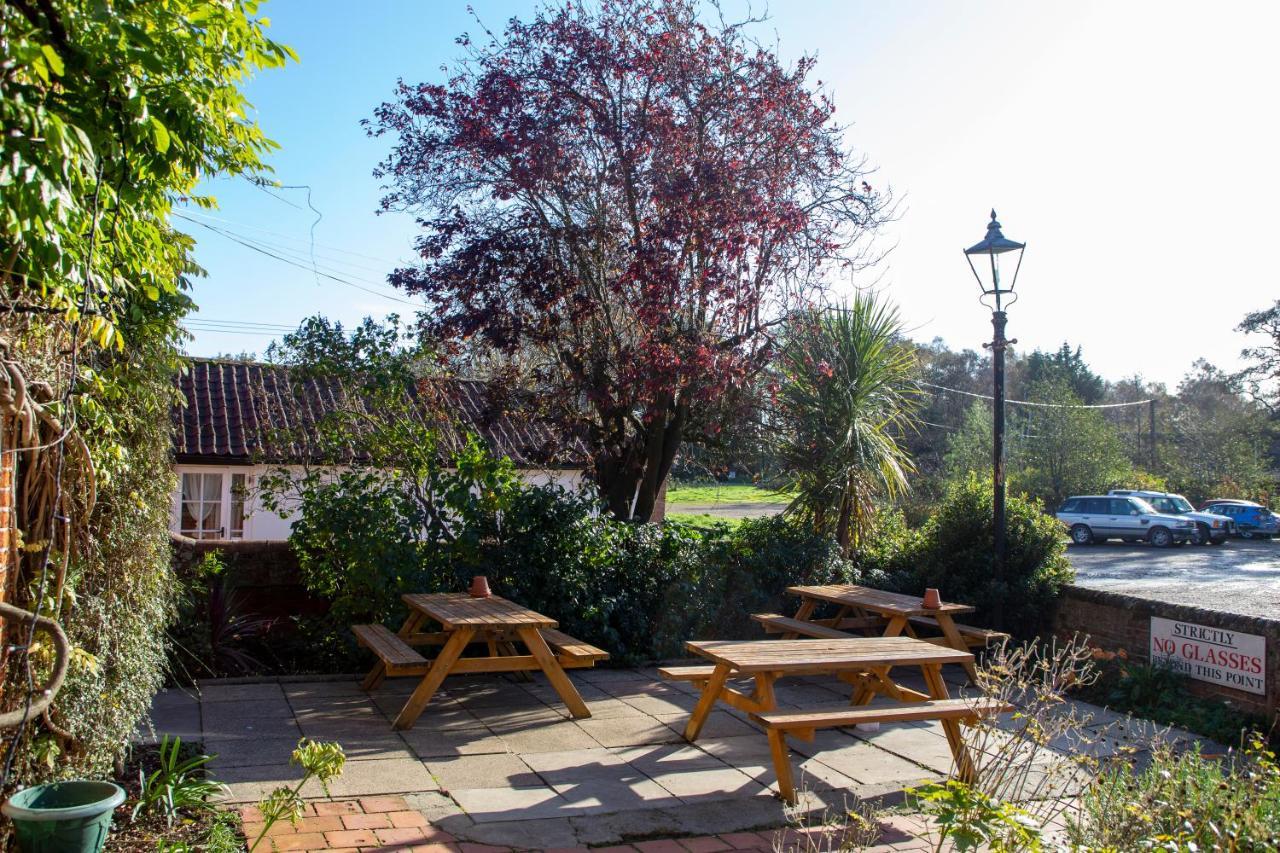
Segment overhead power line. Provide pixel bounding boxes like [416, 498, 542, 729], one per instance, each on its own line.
[919, 381, 1153, 409]
[173, 214, 421, 308]
[175, 208, 407, 265]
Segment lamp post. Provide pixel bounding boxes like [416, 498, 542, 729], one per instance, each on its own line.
[964, 210, 1025, 581]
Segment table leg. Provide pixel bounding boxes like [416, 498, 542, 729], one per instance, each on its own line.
[362, 610, 427, 691]
[393, 626, 475, 730]
[936, 615, 980, 683]
[517, 626, 590, 719]
[684, 663, 731, 741]
[768, 728, 796, 804]
[921, 663, 977, 784]
[785, 598, 818, 639]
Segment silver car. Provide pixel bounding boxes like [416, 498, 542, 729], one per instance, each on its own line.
[1108, 490, 1234, 545]
[1056, 495, 1195, 547]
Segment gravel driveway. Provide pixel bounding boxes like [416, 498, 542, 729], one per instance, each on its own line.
[1069, 538, 1280, 618]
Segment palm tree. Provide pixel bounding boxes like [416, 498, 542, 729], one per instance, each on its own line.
[771, 294, 921, 552]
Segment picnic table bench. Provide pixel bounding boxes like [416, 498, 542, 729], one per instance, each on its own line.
[354, 592, 607, 730]
[779, 584, 1009, 681]
[661, 636, 1010, 804]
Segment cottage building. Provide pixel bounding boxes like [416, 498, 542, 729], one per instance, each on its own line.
[171, 358, 587, 541]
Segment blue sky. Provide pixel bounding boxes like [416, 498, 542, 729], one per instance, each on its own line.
[180, 0, 1279, 388]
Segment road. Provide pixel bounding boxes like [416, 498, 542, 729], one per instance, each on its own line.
[665, 501, 784, 520]
[1069, 538, 1280, 618]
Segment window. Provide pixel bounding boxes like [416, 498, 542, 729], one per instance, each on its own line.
[1111, 499, 1138, 516]
[1081, 498, 1107, 514]
[178, 470, 248, 539]
[1059, 499, 1080, 513]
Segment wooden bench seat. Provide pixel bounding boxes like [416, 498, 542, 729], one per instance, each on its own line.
[542, 628, 610, 661]
[658, 664, 718, 682]
[751, 613, 854, 639]
[754, 698, 1012, 803]
[908, 616, 1010, 647]
[353, 624, 430, 676]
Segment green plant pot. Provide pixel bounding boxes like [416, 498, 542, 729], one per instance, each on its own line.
[2, 780, 125, 853]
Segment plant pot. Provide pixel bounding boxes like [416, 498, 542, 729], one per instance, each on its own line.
[2, 780, 125, 853]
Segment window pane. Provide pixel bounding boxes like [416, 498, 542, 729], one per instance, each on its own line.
[229, 474, 245, 538]
[202, 473, 223, 502]
[181, 473, 199, 503]
[180, 502, 200, 533]
[203, 502, 221, 537]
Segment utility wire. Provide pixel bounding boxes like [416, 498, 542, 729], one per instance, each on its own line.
[175, 208, 407, 265]
[174, 215, 421, 308]
[919, 381, 1153, 409]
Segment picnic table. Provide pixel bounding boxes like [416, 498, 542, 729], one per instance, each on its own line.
[660, 636, 1007, 803]
[759, 584, 1009, 682]
[353, 593, 607, 730]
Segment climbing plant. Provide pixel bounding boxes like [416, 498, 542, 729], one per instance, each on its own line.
[0, 0, 292, 786]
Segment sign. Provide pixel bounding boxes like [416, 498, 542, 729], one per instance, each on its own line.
[1150, 616, 1266, 695]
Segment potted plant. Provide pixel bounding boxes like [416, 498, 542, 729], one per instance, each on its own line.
[2, 780, 125, 853]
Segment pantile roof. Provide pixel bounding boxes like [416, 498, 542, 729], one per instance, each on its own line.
[173, 358, 587, 469]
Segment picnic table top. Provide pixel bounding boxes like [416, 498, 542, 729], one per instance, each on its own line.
[685, 636, 974, 673]
[788, 583, 974, 616]
[402, 592, 558, 630]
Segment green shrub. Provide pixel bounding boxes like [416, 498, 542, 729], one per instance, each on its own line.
[275, 459, 857, 667]
[862, 474, 1073, 638]
[1071, 739, 1280, 849]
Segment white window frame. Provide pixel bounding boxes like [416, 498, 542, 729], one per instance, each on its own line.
[174, 466, 253, 541]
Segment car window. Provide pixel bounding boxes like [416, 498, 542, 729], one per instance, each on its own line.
[1111, 499, 1139, 515]
[1059, 499, 1080, 513]
[1148, 497, 1175, 513]
[1081, 498, 1106, 514]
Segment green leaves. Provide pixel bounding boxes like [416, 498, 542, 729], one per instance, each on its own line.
[1, 0, 295, 348]
[149, 117, 171, 154]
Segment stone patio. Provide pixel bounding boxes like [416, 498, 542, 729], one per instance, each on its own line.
[142, 665, 1205, 851]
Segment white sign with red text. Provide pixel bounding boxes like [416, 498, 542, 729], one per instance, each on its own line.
[1150, 617, 1265, 695]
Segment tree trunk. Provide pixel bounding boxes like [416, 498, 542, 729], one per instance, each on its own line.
[592, 398, 686, 523]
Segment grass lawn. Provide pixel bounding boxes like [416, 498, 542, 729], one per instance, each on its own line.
[664, 512, 746, 530]
[665, 481, 793, 505]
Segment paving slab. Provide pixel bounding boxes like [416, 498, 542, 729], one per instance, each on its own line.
[401, 725, 511, 758]
[655, 711, 756, 740]
[550, 778, 681, 812]
[449, 786, 585, 823]
[197, 682, 287, 703]
[319, 756, 441, 798]
[426, 753, 542, 790]
[489, 721, 603, 754]
[576, 715, 683, 748]
[205, 736, 304, 769]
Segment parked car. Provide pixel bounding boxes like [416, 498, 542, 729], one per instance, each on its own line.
[1055, 495, 1195, 547]
[1199, 499, 1279, 539]
[1108, 490, 1233, 545]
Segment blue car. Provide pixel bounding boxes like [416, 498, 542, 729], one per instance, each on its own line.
[1200, 500, 1279, 539]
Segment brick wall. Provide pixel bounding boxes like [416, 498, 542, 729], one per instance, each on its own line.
[1055, 584, 1280, 717]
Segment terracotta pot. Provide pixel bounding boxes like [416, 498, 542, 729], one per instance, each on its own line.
[922, 588, 942, 610]
[469, 575, 492, 598]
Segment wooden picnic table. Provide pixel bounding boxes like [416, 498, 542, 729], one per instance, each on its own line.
[785, 584, 995, 682]
[354, 593, 607, 730]
[667, 636, 991, 802]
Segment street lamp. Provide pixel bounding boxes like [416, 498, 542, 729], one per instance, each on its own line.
[964, 210, 1025, 580]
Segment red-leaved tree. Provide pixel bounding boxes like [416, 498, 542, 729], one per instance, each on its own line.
[369, 0, 889, 520]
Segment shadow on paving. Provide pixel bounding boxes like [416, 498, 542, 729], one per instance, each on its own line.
[140, 664, 1197, 848]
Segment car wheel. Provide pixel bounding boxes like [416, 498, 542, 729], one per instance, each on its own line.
[1070, 525, 1094, 546]
[1209, 536, 1228, 546]
[1191, 524, 1209, 545]
[1149, 527, 1173, 548]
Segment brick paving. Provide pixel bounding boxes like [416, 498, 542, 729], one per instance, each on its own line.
[236, 794, 937, 851]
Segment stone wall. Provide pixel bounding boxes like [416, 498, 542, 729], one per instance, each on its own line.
[1055, 584, 1280, 717]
